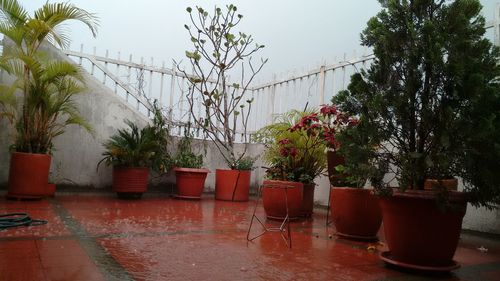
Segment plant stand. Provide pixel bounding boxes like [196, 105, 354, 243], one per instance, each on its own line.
[247, 183, 295, 248]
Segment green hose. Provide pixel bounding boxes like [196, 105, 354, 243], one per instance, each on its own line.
[0, 213, 48, 230]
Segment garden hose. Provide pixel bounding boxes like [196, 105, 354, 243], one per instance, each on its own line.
[0, 213, 47, 230]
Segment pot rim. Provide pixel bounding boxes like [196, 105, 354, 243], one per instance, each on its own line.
[11, 151, 51, 157]
[174, 167, 210, 173]
[390, 188, 467, 202]
[331, 186, 373, 192]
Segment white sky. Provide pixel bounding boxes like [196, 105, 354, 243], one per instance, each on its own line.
[23, 0, 499, 81]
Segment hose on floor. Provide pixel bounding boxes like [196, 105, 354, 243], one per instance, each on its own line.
[0, 213, 48, 230]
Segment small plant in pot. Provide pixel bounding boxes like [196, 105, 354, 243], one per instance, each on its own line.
[337, 0, 500, 271]
[255, 110, 327, 219]
[99, 104, 171, 199]
[0, 0, 98, 199]
[179, 4, 267, 202]
[173, 130, 209, 199]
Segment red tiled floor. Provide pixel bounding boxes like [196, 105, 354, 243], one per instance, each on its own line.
[1, 193, 500, 280]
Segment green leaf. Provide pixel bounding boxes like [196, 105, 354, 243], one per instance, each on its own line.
[185, 51, 201, 61]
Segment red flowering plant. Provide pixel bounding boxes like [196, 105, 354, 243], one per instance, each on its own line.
[298, 105, 364, 187]
[254, 110, 327, 184]
[318, 104, 359, 152]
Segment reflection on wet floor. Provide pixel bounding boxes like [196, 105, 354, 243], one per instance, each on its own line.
[1, 193, 500, 281]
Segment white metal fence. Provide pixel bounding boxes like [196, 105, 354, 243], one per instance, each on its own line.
[61, 3, 499, 143]
[63, 47, 374, 142]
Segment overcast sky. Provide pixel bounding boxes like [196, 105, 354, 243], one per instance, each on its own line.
[22, 0, 499, 80]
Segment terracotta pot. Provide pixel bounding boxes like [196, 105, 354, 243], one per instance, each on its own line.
[330, 187, 382, 240]
[174, 167, 210, 199]
[7, 152, 51, 199]
[215, 169, 251, 201]
[112, 167, 149, 198]
[327, 150, 345, 185]
[262, 180, 303, 220]
[379, 189, 467, 269]
[424, 178, 458, 191]
[301, 183, 316, 217]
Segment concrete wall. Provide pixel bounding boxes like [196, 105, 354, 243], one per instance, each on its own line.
[0, 43, 499, 235]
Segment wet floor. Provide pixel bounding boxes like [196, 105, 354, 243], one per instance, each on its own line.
[1, 192, 500, 281]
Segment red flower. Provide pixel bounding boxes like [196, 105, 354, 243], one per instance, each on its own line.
[279, 147, 289, 157]
[320, 105, 337, 116]
[278, 138, 290, 145]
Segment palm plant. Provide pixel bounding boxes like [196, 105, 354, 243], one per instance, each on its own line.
[0, 82, 16, 122]
[0, 0, 98, 153]
[99, 103, 172, 172]
[99, 121, 159, 168]
[12, 58, 92, 153]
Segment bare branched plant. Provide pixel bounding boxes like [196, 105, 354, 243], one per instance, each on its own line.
[177, 4, 267, 169]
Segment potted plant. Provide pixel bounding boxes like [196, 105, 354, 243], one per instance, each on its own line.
[173, 130, 209, 199]
[255, 110, 327, 219]
[179, 4, 267, 202]
[316, 103, 382, 240]
[0, 0, 98, 199]
[337, 0, 500, 270]
[99, 103, 171, 199]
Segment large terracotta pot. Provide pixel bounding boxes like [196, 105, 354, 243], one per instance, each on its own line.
[215, 169, 251, 201]
[330, 187, 382, 240]
[262, 180, 303, 220]
[174, 167, 210, 199]
[7, 152, 51, 199]
[379, 189, 467, 270]
[301, 183, 316, 217]
[112, 167, 149, 199]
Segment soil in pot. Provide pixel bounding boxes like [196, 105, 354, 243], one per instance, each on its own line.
[174, 168, 210, 199]
[330, 187, 382, 240]
[215, 169, 251, 201]
[7, 152, 52, 199]
[379, 189, 467, 270]
[262, 180, 303, 220]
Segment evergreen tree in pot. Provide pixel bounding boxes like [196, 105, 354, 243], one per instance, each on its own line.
[178, 5, 267, 202]
[336, 0, 500, 271]
[0, 0, 98, 199]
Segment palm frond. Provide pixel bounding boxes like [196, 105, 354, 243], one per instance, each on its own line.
[0, 0, 28, 27]
[33, 2, 99, 41]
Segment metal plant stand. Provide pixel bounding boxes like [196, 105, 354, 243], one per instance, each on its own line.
[326, 185, 333, 227]
[246, 183, 294, 248]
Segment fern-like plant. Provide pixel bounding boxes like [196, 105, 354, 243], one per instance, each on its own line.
[99, 104, 172, 172]
[254, 110, 326, 184]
